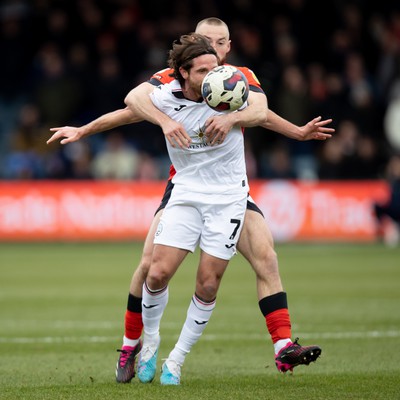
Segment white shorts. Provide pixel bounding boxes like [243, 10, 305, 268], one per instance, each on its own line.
[154, 189, 247, 260]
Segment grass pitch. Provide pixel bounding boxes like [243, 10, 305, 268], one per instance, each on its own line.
[0, 242, 399, 399]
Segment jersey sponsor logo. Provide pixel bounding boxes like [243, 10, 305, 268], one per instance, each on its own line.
[193, 128, 207, 143]
[188, 142, 210, 149]
[188, 121, 210, 149]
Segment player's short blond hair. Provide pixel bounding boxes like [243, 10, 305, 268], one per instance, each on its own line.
[195, 17, 230, 38]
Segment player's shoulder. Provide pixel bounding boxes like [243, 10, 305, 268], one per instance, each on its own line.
[224, 63, 263, 91]
[152, 80, 184, 106]
[149, 67, 175, 86]
[153, 79, 178, 95]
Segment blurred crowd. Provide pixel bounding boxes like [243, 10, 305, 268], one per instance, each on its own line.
[1, 0, 400, 181]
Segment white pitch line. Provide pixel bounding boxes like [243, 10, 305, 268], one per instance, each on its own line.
[0, 330, 399, 344]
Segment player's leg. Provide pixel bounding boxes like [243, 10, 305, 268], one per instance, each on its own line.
[160, 251, 229, 385]
[238, 200, 321, 372]
[138, 199, 201, 384]
[115, 209, 162, 383]
[160, 198, 245, 385]
[138, 243, 189, 383]
[237, 208, 292, 358]
[116, 180, 174, 383]
[237, 205, 282, 298]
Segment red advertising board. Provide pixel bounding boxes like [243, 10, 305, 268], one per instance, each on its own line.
[248, 180, 388, 242]
[0, 180, 389, 242]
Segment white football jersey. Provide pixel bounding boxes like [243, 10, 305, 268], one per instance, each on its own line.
[150, 80, 248, 195]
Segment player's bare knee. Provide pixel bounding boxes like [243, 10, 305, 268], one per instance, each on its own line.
[146, 269, 170, 289]
[196, 280, 219, 301]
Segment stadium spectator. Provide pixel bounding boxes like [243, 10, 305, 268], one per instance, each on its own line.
[273, 65, 317, 179]
[32, 43, 84, 126]
[0, 4, 31, 170]
[3, 103, 63, 179]
[91, 131, 139, 180]
[343, 52, 380, 135]
[317, 119, 384, 180]
[259, 143, 297, 180]
[135, 152, 161, 181]
[64, 140, 93, 180]
[89, 55, 129, 117]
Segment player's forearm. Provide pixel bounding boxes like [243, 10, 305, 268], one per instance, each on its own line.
[231, 105, 268, 127]
[125, 82, 174, 128]
[262, 110, 303, 139]
[230, 91, 268, 127]
[80, 108, 139, 137]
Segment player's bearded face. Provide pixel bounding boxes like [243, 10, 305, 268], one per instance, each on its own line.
[187, 73, 203, 98]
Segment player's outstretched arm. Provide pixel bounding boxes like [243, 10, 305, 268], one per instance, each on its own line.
[125, 82, 191, 148]
[263, 110, 334, 141]
[47, 108, 139, 145]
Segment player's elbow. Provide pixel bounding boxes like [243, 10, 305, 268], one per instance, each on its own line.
[259, 108, 273, 130]
[122, 107, 140, 124]
[124, 92, 135, 111]
[125, 82, 154, 113]
[252, 96, 268, 126]
[256, 108, 269, 126]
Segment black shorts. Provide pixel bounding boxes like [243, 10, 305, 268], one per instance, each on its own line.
[154, 179, 264, 217]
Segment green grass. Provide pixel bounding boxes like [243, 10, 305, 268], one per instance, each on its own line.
[0, 242, 399, 399]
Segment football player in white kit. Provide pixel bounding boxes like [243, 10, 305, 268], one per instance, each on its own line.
[136, 33, 267, 385]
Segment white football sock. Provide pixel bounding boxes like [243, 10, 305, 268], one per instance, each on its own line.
[122, 335, 140, 347]
[274, 338, 292, 355]
[141, 283, 169, 340]
[168, 294, 216, 366]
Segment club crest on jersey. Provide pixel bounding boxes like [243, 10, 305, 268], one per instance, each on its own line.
[155, 222, 163, 236]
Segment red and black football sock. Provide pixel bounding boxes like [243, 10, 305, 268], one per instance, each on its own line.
[124, 293, 143, 341]
[259, 292, 291, 343]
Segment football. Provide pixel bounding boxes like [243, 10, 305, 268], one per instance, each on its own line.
[201, 65, 249, 112]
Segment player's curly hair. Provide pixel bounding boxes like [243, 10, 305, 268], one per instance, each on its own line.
[167, 33, 218, 87]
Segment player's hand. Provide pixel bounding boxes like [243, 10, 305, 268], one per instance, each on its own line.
[204, 114, 234, 145]
[47, 126, 83, 145]
[162, 120, 191, 148]
[298, 116, 335, 141]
